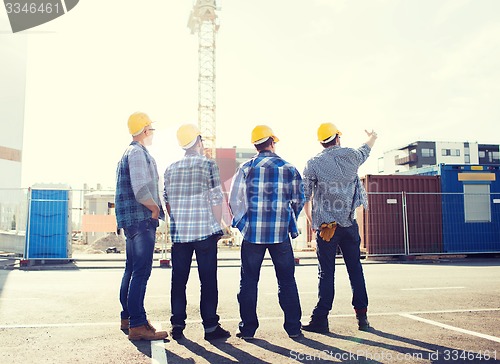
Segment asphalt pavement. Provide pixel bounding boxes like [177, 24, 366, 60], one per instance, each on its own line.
[1, 250, 499, 363]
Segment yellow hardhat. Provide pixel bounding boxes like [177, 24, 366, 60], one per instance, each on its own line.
[317, 122, 342, 143]
[128, 112, 153, 136]
[177, 124, 201, 149]
[251, 125, 280, 145]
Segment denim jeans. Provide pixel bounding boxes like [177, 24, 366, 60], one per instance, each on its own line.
[170, 234, 221, 330]
[311, 221, 368, 320]
[237, 239, 302, 336]
[119, 218, 158, 328]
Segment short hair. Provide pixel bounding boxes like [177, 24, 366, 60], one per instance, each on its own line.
[321, 135, 339, 149]
[255, 137, 274, 152]
[185, 135, 202, 151]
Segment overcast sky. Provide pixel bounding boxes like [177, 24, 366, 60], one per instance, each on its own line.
[2, 0, 500, 189]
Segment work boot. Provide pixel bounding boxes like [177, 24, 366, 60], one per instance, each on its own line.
[128, 324, 168, 341]
[120, 319, 129, 331]
[355, 308, 371, 331]
[301, 317, 329, 333]
[204, 325, 231, 341]
[171, 326, 184, 340]
[122, 319, 156, 332]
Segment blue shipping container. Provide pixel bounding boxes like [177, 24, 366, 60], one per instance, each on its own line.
[440, 165, 500, 253]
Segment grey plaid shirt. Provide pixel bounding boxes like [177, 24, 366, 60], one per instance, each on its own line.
[303, 144, 371, 229]
[164, 153, 224, 243]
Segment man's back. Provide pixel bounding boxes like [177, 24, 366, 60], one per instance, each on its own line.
[164, 154, 223, 243]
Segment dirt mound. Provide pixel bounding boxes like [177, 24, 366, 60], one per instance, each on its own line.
[72, 233, 125, 254]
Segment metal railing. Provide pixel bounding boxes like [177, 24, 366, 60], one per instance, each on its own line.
[1, 189, 499, 258]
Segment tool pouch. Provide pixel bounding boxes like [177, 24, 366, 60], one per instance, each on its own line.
[319, 222, 337, 242]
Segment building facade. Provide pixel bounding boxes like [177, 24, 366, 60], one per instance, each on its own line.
[379, 141, 499, 174]
[0, 18, 27, 189]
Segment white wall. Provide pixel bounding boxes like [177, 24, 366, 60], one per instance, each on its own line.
[381, 149, 410, 174]
[435, 141, 466, 165]
[0, 15, 27, 189]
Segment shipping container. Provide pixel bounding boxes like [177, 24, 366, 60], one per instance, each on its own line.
[359, 175, 442, 255]
[215, 148, 237, 193]
[440, 164, 500, 253]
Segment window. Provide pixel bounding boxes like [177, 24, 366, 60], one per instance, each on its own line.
[465, 155, 470, 163]
[454, 149, 460, 156]
[421, 148, 434, 157]
[479, 151, 486, 158]
[464, 147, 470, 154]
[442, 149, 450, 156]
[464, 184, 491, 222]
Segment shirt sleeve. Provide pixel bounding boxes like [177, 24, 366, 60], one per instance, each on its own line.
[353, 143, 371, 167]
[207, 160, 224, 205]
[290, 167, 306, 217]
[229, 166, 247, 226]
[128, 148, 154, 204]
[302, 161, 316, 201]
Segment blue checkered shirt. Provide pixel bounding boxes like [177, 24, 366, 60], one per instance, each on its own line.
[229, 150, 305, 244]
[115, 141, 165, 229]
[303, 144, 371, 229]
[163, 153, 224, 243]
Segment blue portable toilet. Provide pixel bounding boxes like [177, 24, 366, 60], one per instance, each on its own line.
[440, 165, 500, 253]
[25, 186, 72, 260]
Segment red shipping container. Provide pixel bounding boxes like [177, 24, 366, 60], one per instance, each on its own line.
[358, 175, 442, 255]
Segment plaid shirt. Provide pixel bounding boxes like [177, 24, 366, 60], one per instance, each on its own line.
[229, 150, 305, 244]
[163, 152, 224, 243]
[115, 141, 164, 229]
[303, 144, 370, 229]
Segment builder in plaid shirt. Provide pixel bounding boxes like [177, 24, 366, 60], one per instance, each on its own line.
[115, 112, 167, 341]
[229, 125, 305, 340]
[163, 124, 230, 341]
[301, 123, 377, 334]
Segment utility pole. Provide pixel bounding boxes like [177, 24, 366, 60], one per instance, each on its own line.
[188, 0, 219, 158]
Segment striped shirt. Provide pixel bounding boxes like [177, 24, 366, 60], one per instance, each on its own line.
[115, 141, 164, 229]
[229, 150, 305, 244]
[163, 152, 224, 243]
[303, 144, 371, 229]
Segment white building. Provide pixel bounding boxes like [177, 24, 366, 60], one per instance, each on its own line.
[379, 141, 499, 174]
[0, 17, 27, 189]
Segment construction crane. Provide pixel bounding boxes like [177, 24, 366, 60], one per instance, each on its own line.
[188, 0, 220, 159]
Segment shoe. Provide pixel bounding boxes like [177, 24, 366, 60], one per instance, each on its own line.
[120, 319, 129, 331]
[204, 325, 231, 341]
[357, 316, 371, 331]
[121, 319, 156, 332]
[171, 326, 184, 340]
[355, 308, 371, 331]
[301, 319, 329, 333]
[236, 332, 254, 340]
[128, 324, 168, 341]
[288, 331, 303, 339]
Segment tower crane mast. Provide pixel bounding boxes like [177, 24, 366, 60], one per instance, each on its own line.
[188, 0, 219, 158]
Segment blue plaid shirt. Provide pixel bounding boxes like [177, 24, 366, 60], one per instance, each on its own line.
[229, 150, 305, 244]
[115, 141, 164, 229]
[163, 152, 224, 243]
[303, 144, 370, 229]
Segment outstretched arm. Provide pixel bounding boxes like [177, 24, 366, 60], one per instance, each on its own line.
[364, 129, 378, 149]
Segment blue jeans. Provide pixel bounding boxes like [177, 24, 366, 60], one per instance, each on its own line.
[170, 234, 221, 330]
[311, 221, 368, 320]
[237, 239, 302, 336]
[119, 218, 158, 328]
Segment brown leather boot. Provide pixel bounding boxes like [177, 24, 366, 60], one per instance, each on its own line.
[128, 324, 168, 341]
[122, 319, 156, 332]
[120, 319, 129, 330]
